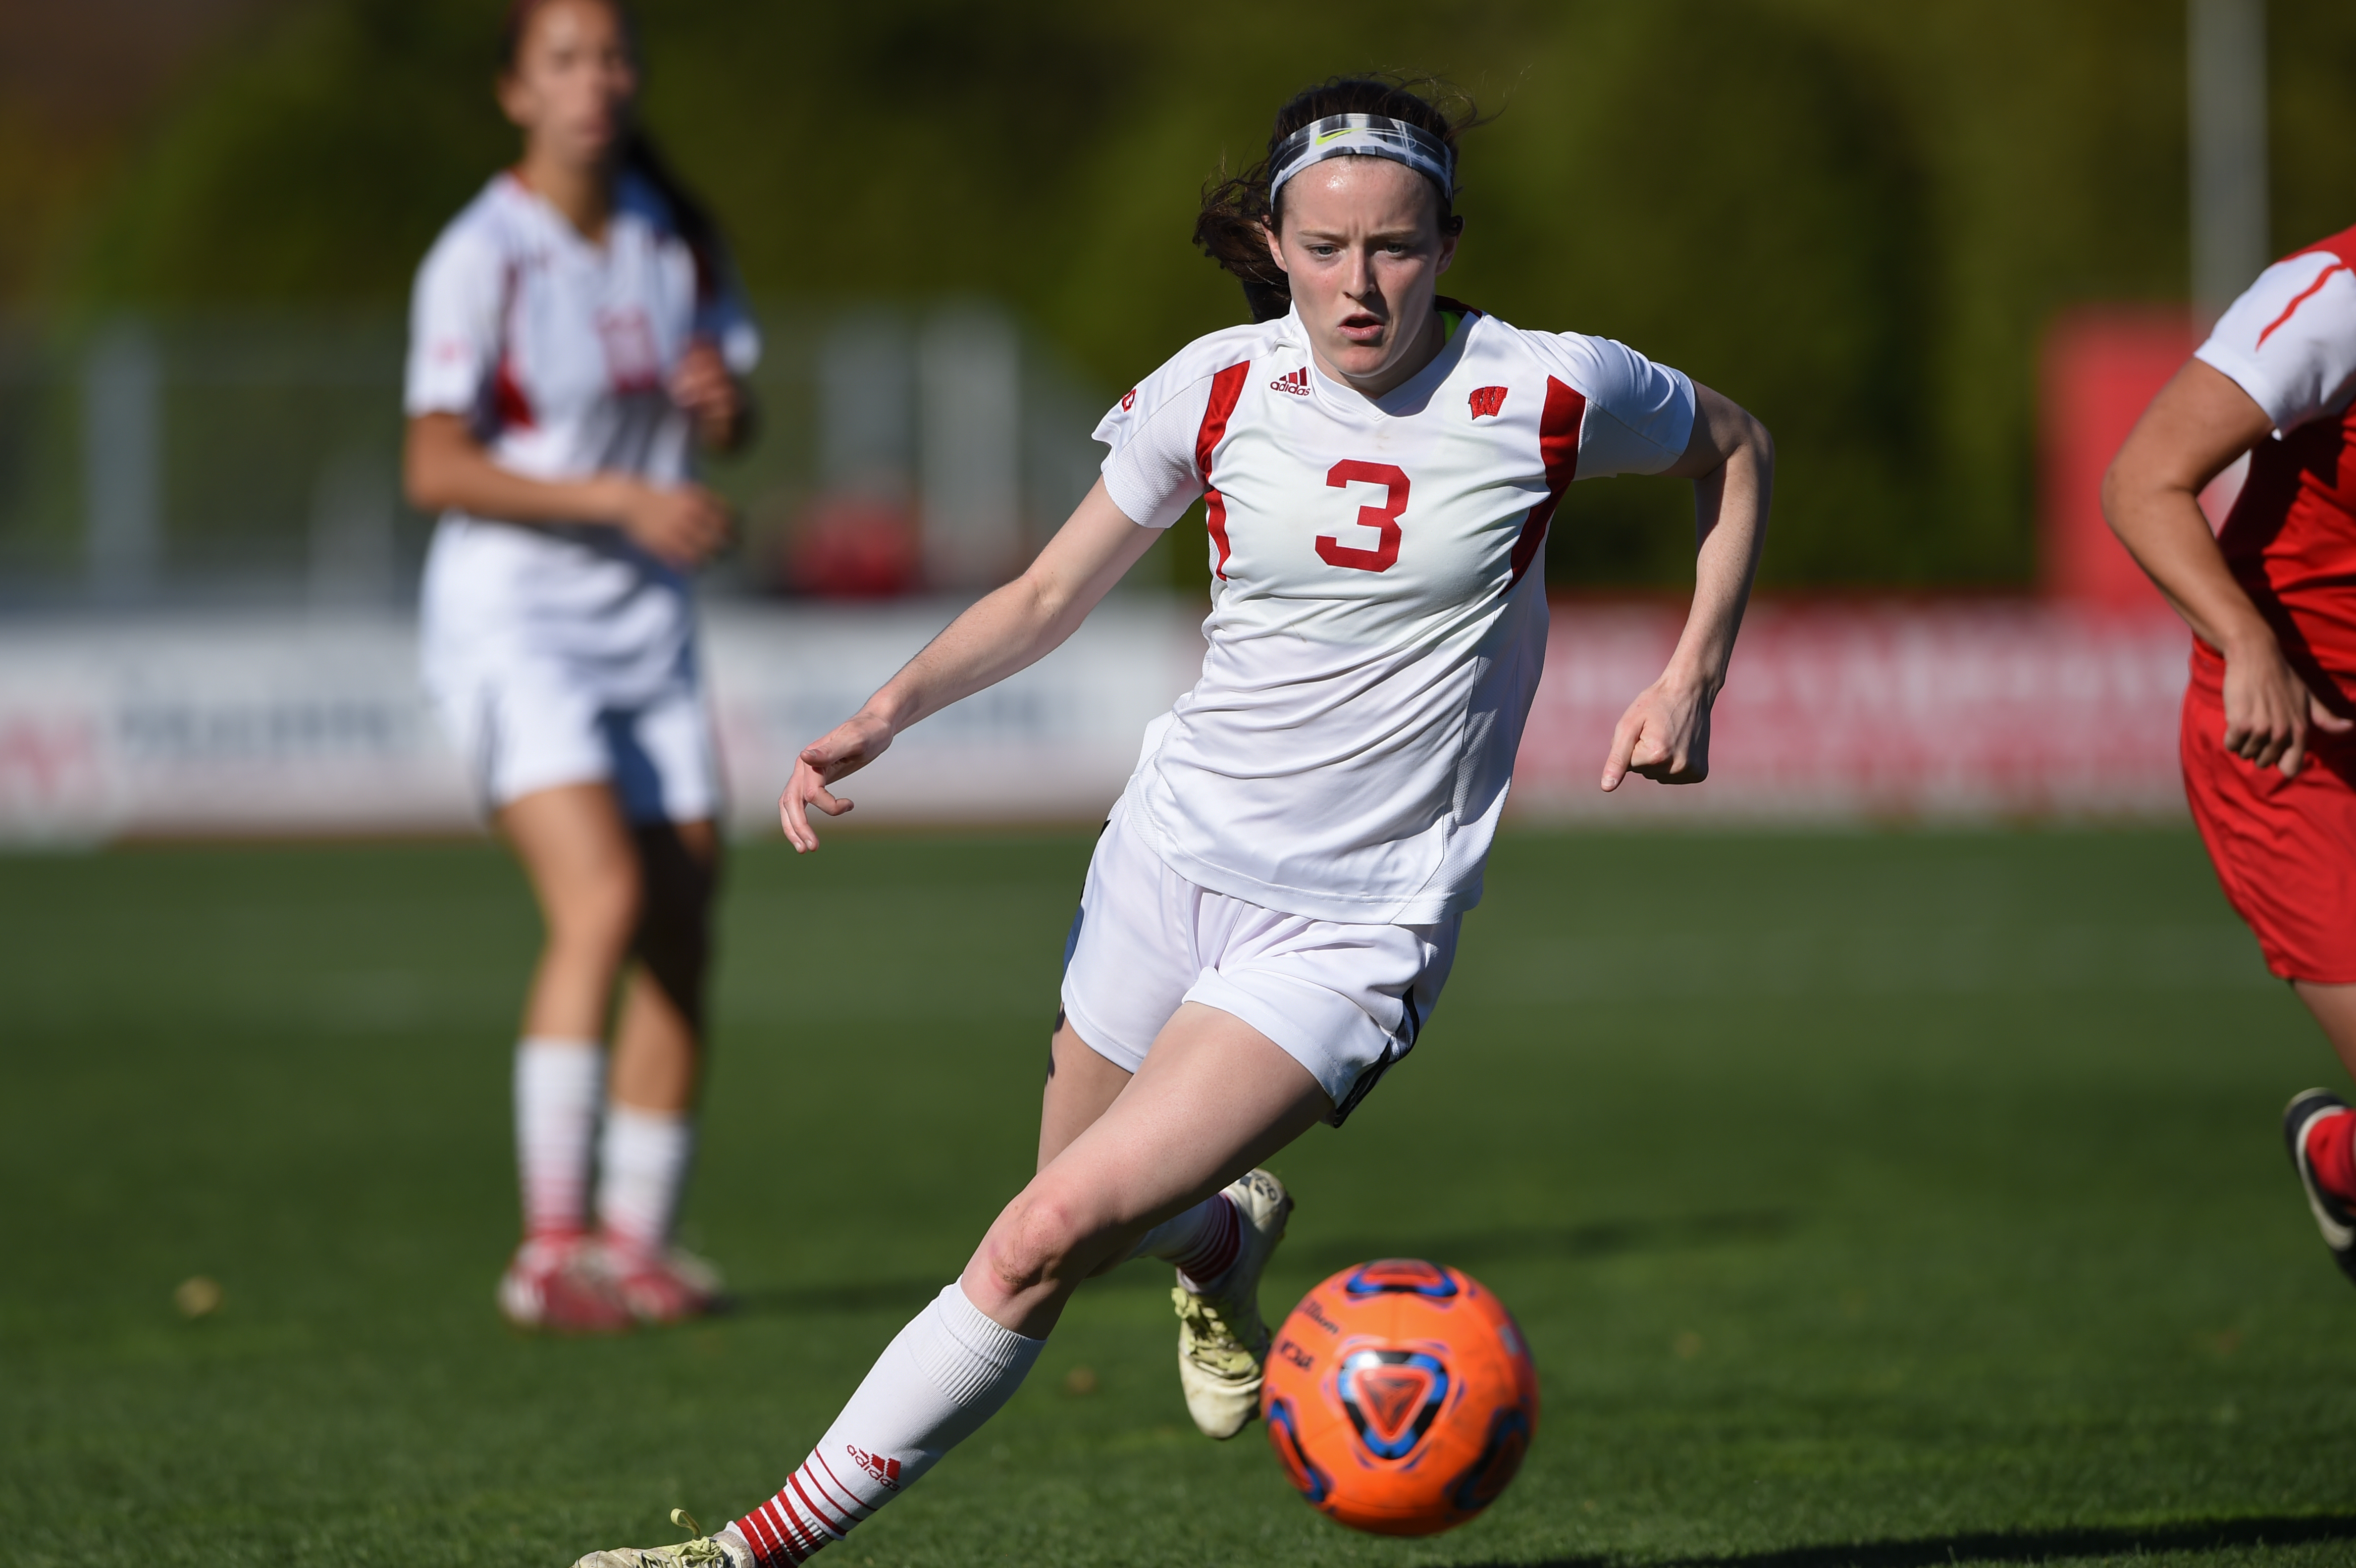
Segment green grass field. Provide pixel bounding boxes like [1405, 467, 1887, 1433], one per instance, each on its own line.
[5, 826, 2355, 1566]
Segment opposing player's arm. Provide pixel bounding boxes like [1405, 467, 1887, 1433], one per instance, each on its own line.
[1602, 382, 1774, 790]
[2103, 359, 2346, 775]
[778, 480, 1164, 850]
[402, 412, 731, 569]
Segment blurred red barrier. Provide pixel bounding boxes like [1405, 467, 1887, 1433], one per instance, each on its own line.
[1513, 597, 2190, 819]
[2040, 310, 2197, 610]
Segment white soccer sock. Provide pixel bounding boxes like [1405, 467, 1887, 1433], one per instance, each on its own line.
[514, 1037, 602, 1240]
[730, 1282, 1044, 1565]
[595, 1102, 696, 1259]
[1127, 1191, 1242, 1288]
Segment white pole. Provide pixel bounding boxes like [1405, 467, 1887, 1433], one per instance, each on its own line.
[82, 319, 161, 603]
[918, 305, 1021, 591]
[2188, 0, 2269, 331]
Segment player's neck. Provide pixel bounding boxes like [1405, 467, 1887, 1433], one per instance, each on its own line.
[512, 152, 614, 244]
[1312, 305, 1446, 402]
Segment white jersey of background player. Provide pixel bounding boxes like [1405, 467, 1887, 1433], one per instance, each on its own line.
[576, 78, 1771, 1568]
[402, 0, 757, 1336]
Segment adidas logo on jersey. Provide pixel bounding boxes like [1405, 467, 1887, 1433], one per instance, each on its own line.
[845, 1444, 903, 1490]
[1468, 385, 1508, 419]
[1271, 365, 1312, 396]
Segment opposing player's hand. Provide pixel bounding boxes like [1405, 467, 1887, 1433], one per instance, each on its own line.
[615, 479, 732, 569]
[1601, 674, 1713, 791]
[670, 339, 745, 448]
[779, 712, 896, 852]
[2220, 634, 2353, 776]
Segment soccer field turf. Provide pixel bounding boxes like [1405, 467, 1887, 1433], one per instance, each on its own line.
[5, 827, 2354, 1567]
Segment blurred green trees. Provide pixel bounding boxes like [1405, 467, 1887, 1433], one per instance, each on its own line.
[56, 0, 2356, 588]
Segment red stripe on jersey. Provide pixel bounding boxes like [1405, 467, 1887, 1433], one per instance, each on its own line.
[491, 354, 536, 430]
[1508, 376, 1586, 587]
[2257, 261, 2353, 348]
[1196, 361, 1252, 580]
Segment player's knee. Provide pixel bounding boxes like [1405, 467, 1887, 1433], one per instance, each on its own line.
[552, 856, 643, 958]
[985, 1188, 1099, 1295]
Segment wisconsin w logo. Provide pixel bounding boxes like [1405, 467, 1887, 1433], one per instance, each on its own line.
[1468, 385, 1508, 419]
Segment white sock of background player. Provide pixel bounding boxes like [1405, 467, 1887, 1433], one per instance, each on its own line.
[725, 1282, 1044, 1565]
[596, 1102, 696, 1261]
[513, 1036, 601, 1246]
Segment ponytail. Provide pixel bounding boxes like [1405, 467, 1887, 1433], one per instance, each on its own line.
[620, 127, 729, 304]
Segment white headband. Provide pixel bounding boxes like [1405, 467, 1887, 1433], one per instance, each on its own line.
[1267, 113, 1456, 202]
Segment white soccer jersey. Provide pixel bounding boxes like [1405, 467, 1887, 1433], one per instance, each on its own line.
[2195, 230, 2356, 434]
[406, 171, 758, 708]
[1096, 301, 1695, 924]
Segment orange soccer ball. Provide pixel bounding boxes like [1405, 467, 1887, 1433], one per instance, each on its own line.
[1261, 1259, 1539, 1536]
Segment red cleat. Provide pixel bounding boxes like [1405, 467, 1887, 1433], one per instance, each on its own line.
[595, 1238, 729, 1326]
[498, 1234, 633, 1333]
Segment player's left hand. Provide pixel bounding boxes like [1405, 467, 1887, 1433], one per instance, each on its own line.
[778, 711, 896, 852]
[670, 338, 744, 447]
[1602, 674, 1713, 790]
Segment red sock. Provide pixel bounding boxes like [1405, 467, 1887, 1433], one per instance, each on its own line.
[2308, 1109, 2356, 1205]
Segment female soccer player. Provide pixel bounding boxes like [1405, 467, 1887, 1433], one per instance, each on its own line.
[576, 77, 1770, 1565]
[2106, 224, 2356, 1287]
[401, 0, 757, 1331]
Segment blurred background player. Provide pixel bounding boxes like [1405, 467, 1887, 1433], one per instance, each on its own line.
[575, 76, 1769, 1566]
[2105, 223, 2356, 1288]
[401, 0, 757, 1330]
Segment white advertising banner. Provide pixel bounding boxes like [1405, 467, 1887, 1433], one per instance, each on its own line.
[0, 597, 2191, 844]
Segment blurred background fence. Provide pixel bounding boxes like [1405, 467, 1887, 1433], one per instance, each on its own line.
[0, 302, 1107, 609]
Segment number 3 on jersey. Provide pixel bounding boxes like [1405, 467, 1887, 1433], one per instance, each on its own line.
[1318, 460, 1410, 572]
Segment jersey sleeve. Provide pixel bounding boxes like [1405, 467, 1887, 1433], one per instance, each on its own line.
[403, 225, 504, 419]
[1092, 364, 1222, 530]
[1544, 333, 1696, 478]
[696, 281, 762, 376]
[2195, 248, 2356, 434]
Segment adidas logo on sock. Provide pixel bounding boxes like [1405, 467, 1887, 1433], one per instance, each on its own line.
[1270, 365, 1311, 396]
[845, 1444, 903, 1490]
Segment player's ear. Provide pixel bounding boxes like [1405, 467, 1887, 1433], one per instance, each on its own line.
[1262, 219, 1289, 276]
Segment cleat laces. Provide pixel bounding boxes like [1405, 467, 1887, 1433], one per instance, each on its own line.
[654, 1510, 729, 1567]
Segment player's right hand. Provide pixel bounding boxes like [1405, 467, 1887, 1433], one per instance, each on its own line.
[616, 479, 732, 568]
[2221, 634, 2353, 776]
[779, 712, 896, 852]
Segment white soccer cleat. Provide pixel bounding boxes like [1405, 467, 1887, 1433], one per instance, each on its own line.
[1172, 1168, 1293, 1440]
[571, 1510, 750, 1568]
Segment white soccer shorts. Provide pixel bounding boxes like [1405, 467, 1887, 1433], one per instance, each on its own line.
[1058, 798, 1459, 1124]
[430, 656, 720, 824]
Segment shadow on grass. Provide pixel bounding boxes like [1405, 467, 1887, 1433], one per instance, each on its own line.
[728, 1210, 1794, 1321]
[1470, 1512, 2356, 1566]
[1285, 1209, 1795, 1277]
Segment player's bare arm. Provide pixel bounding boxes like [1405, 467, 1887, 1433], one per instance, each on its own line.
[1601, 383, 1774, 791]
[403, 411, 733, 568]
[778, 479, 1162, 850]
[2104, 358, 2348, 775]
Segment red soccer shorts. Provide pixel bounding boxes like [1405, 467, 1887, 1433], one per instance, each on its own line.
[2182, 676, 2356, 982]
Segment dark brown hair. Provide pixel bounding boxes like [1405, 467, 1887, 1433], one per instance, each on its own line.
[1195, 76, 1480, 323]
[499, 0, 729, 302]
